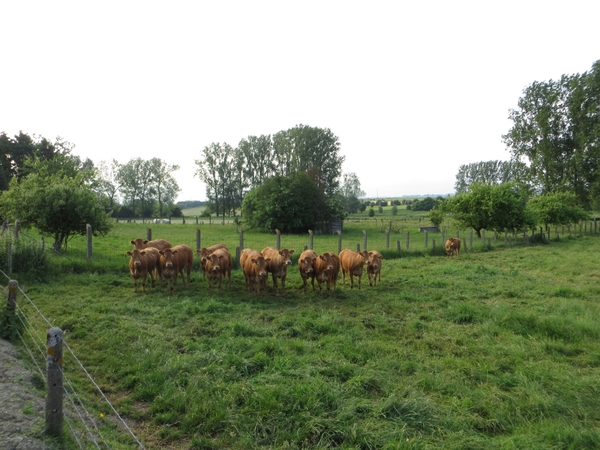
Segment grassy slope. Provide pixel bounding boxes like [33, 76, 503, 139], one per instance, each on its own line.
[16, 224, 600, 449]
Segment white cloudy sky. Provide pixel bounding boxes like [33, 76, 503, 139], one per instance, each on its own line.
[1, 1, 599, 202]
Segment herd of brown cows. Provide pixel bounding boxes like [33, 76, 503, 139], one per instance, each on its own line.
[127, 236, 462, 294]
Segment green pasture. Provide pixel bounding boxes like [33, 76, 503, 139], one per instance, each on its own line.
[7, 220, 600, 449]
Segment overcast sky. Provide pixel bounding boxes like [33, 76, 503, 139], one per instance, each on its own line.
[2, 1, 599, 202]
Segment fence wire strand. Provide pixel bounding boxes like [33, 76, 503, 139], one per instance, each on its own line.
[1, 270, 146, 449]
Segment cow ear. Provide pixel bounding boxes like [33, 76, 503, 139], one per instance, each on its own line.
[143, 240, 149, 244]
[251, 258, 257, 264]
[141, 251, 146, 256]
[289, 250, 295, 254]
[127, 251, 132, 256]
[130, 240, 135, 245]
[159, 250, 164, 256]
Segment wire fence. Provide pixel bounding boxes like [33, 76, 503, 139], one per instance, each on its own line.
[1, 269, 145, 449]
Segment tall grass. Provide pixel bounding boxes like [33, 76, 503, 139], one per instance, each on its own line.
[9, 220, 600, 449]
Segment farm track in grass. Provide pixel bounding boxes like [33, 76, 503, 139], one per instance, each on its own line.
[16, 227, 600, 449]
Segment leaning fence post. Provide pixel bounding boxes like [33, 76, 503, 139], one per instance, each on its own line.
[86, 224, 92, 261]
[7, 279, 18, 311]
[45, 327, 64, 437]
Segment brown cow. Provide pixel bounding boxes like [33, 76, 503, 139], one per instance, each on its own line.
[298, 249, 318, 293]
[159, 244, 193, 293]
[131, 238, 172, 251]
[323, 252, 340, 291]
[241, 249, 270, 296]
[445, 238, 461, 257]
[366, 250, 383, 286]
[204, 248, 232, 292]
[313, 252, 336, 295]
[262, 247, 295, 295]
[126, 247, 161, 293]
[339, 249, 370, 289]
[197, 243, 228, 279]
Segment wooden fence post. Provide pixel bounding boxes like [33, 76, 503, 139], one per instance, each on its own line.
[7, 280, 18, 311]
[362, 230, 367, 252]
[196, 229, 201, 251]
[7, 242, 12, 275]
[337, 230, 342, 254]
[86, 224, 92, 261]
[276, 229, 281, 250]
[385, 230, 390, 250]
[14, 219, 21, 238]
[146, 227, 152, 241]
[238, 230, 244, 250]
[45, 327, 64, 437]
[309, 230, 314, 250]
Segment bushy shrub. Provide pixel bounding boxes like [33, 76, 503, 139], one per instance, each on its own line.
[0, 236, 48, 280]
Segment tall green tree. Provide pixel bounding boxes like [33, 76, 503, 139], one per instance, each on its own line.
[526, 192, 589, 228]
[0, 172, 112, 251]
[242, 172, 329, 233]
[339, 172, 365, 214]
[445, 183, 532, 237]
[454, 160, 529, 194]
[238, 135, 275, 190]
[147, 158, 180, 217]
[503, 60, 600, 207]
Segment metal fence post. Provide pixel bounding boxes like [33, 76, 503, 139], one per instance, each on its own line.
[45, 327, 64, 437]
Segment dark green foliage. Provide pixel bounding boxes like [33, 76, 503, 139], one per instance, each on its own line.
[242, 172, 332, 233]
[411, 197, 438, 211]
[445, 182, 533, 237]
[527, 192, 590, 226]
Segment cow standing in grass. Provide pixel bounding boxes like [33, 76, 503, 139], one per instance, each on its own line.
[262, 247, 295, 295]
[197, 243, 228, 279]
[366, 250, 383, 286]
[298, 249, 318, 293]
[159, 244, 193, 293]
[339, 249, 370, 289]
[241, 249, 270, 296]
[127, 247, 161, 293]
[313, 252, 336, 295]
[445, 238, 461, 257]
[204, 248, 232, 292]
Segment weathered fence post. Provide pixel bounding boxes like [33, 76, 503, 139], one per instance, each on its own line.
[45, 327, 64, 437]
[7, 242, 12, 275]
[7, 280, 18, 311]
[14, 219, 21, 238]
[276, 229, 281, 250]
[86, 224, 92, 261]
[146, 227, 152, 241]
[308, 230, 314, 250]
[385, 230, 390, 250]
[337, 230, 342, 254]
[196, 229, 201, 251]
[238, 230, 244, 250]
[356, 243, 361, 252]
[362, 230, 367, 252]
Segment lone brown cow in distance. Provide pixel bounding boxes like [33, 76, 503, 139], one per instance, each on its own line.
[298, 249, 318, 293]
[241, 249, 270, 296]
[197, 243, 228, 279]
[366, 250, 383, 286]
[339, 249, 370, 289]
[131, 238, 172, 251]
[262, 247, 295, 295]
[127, 247, 161, 293]
[159, 244, 193, 293]
[445, 238, 461, 257]
[204, 247, 232, 292]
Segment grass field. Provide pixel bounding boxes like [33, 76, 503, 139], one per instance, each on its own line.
[8, 219, 600, 449]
